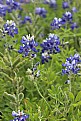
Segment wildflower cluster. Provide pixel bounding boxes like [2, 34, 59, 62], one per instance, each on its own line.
[44, 0, 57, 9]
[11, 110, 29, 121]
[0, 0, 22, 17]
[62, 54, 81, 75]
[40, 33, 60, 63]
[6, 0, 21, 11]
[0, 4, 8, 16]
[18, 34, 38, 57]
[62, 11, 73, 23]
[50, 17, 62, 30]
[51, 11, 78, 30]
[3, 20, 18, 37]
[35, 7, 47, 18]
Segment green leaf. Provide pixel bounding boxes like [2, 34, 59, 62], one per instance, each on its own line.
[75, 91, 81, 102]
[69, 92, 74, 102]
[4, 92, 16, 102]
[58, 118, 67, 121]
[16, 60, 26, 69]
[0, 72, 13, 81]
[72, 101, 81, 107]
[12, 56, 20, 69]
[0, 52, 4, 58]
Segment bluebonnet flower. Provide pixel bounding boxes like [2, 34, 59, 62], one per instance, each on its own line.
[62, 1, 69, 9]
[49, 0, 57, 9]
[41, 33, 60, 53]
[51, 17, 63, 30]
[40, 33, 60, 63]
[27, 62, 40, 79]
[35, 7, 47, 18]
[6, 0, 22, 11]
[3, 20, 18, 37]
[32, 62, 40, 77]
[72, 7, 77, 13]
[11, 110, 29, 121]
[18, 34, 38, 57]
[43, 0, 49, 4]
[62, 54, 81, 75]
[0, 1, 4, 4]
[70, 22, 78, 30]
[20, 0, 30, 3]
[0, 4, 8, 17]
[41, 51, 52, 64]
[62, 11, 73, 24]
[20, 16, 31, 24]
[44, 0, 57, 9]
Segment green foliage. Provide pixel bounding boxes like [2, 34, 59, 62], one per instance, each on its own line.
[0, 0, 81, 121]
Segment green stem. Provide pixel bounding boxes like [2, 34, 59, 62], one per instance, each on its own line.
[69, 81, 71, 92]
[34, 82, 51, 110]
[68, 75, 72, 92]
[61, 33, 81, 39]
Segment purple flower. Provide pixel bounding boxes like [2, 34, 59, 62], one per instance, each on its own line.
[44, 0, 57, 9]
[41, 51, 52, 64]
[72, 7, 77, 13]
[41, 33, 60, 53]
[35, 7, 47, 18]
[43, 0, 49, 4]
[49, 0, 57, 9]
[62, 54, 81, 75]
[0, 4, 8, 16]
[62, 1, 69, 9]
[20, 16, 31, 24]
[11, 110, 29, 121]
[19, 0, 30, 3]
[6, 0, 22, 11]
[51, 17, 63, 30]
[3, 20, 18, 37]
[70, 22, 78, 30]
[40, 33, 60, 63]
[62, 11, 73, 24]
[0, 0, 4, 4]
[18, 34, 38, 57]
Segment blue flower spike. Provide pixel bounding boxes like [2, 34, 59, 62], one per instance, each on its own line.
[18, 34, 38, 58]
[11, 110, 29, 121]
[62, 54, 81, 75]
[3, 20, 18, 37]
